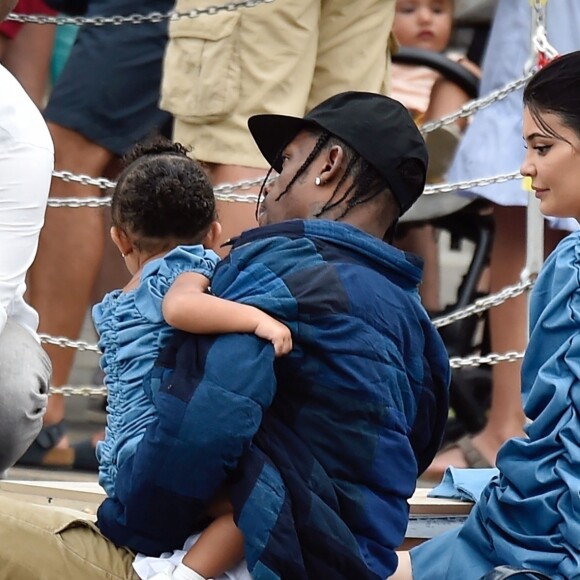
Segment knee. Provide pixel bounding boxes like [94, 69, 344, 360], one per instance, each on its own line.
[47, 122, 112, 174]
[0, 322, 51, 466]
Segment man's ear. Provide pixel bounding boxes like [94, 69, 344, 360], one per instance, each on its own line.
[110, 226, 133, 257]
[202, 220, 223, 250]
[317, 145, 345, 186]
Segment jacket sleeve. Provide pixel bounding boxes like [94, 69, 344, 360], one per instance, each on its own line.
[97, 330, 277, 555]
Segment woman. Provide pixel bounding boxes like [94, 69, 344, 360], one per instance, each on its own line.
[394, 50, 580, 580]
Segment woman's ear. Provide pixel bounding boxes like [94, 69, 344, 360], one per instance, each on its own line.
[110, 226, 133, 257]
[202, 220, 223, 250]
[317, 145, 345, 186]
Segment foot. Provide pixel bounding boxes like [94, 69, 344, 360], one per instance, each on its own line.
[422, 434, 494, 483]
[17, 420, 75, 469]
[71, 429, 104, 471]
[17, 422, 103, 471]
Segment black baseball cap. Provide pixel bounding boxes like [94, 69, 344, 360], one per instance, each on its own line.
[248, 91, 428, 216]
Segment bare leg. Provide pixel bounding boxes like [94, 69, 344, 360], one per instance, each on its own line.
[1, 22, 56, 108]
[425, 206, 564, 477]
[426, 59, 480, 131]
[26, 124, 114, 446]
[389, 551, 413, 580]
[205, 164, 265, 257]
[395, 225, 440, 312]
[182, 513, 244, 578]
[396, 68, 481, 315]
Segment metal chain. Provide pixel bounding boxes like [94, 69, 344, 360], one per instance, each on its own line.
[528, 0, 558, 71]
[450, 350, 524, 369]
[424, 171, 520, 196]
[47, 171, 522, 208]
[50, 384, 107, 397]
[39, 334, 101, 353]
[52, 170, 114, 190]
[6, 0, 275, 26]
[47, 174, 265, 207]
[39, 276, 534, 366]
[421, 71, 535, 135]
[432, 278, 535, 328]
[50, 348, 527, 397]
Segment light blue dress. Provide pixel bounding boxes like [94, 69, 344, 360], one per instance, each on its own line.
[93, 245, 219, 496]
[411, 230, 580, 579]
[448, 0, 580, 231]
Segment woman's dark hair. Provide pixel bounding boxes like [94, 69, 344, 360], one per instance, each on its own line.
[112, 136, 215, 253]
[523, 52, 580, 142]
[257, 127, 410, 236]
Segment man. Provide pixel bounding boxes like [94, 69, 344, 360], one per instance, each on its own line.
[0, 92, 450, 579]
[161, 0, 397, 249]
[0, 0, 52, 474]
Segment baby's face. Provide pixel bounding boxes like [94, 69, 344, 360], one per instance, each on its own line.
[393, 0, 453, 53]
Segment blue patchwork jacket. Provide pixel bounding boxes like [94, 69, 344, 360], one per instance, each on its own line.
[97, 220, 450, 579]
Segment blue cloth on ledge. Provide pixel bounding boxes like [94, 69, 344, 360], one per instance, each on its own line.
[428, 467, 499, 503]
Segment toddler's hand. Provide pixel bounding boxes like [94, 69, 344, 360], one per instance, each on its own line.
[254, 314, 292, 356]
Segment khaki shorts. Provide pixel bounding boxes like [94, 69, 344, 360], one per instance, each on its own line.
[0, 496, 137, 580]
[162, 0, 396, 168]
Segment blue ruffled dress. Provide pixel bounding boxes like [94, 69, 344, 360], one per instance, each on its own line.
[411, 230, 580, 579]
[93, 245, 219, 496]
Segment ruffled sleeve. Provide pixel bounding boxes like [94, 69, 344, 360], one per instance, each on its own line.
[134, 245, 219, 324]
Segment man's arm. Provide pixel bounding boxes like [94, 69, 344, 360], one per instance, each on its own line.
[97, 331, 277, 556]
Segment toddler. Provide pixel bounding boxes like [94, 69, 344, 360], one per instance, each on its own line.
[391, 0, 455, 122]
[93, 138, 291, 580]
[390, 0, 480, 312]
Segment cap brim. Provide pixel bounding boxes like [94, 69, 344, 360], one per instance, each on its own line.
[248, 114, 313, 173]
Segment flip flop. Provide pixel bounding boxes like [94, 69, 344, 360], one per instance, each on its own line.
[422, 435, 492, 482]
[16, 420, 74, 469]
[448, 435, 493, 469]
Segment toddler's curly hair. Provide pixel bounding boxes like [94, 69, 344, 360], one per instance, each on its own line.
[111, 136, 215, 252]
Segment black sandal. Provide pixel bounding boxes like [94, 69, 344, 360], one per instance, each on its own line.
[16, 420, 74, 469]
[71, 439, 100, 471]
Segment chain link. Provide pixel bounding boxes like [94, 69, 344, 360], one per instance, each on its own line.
[52, 170, 114, 190]
[47, 174, 265, 207]
[424, 171, 520, 196]
[421, 71, 534, 135]
[51, 348, 527, 397]
[39, 334, 101, 353]
[6, 0, 275, 26]
[47, 171, 522, 208]
[50, 384, 107, 397]
[450, 350, 524, 369]
[432, 278, 535, 328]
